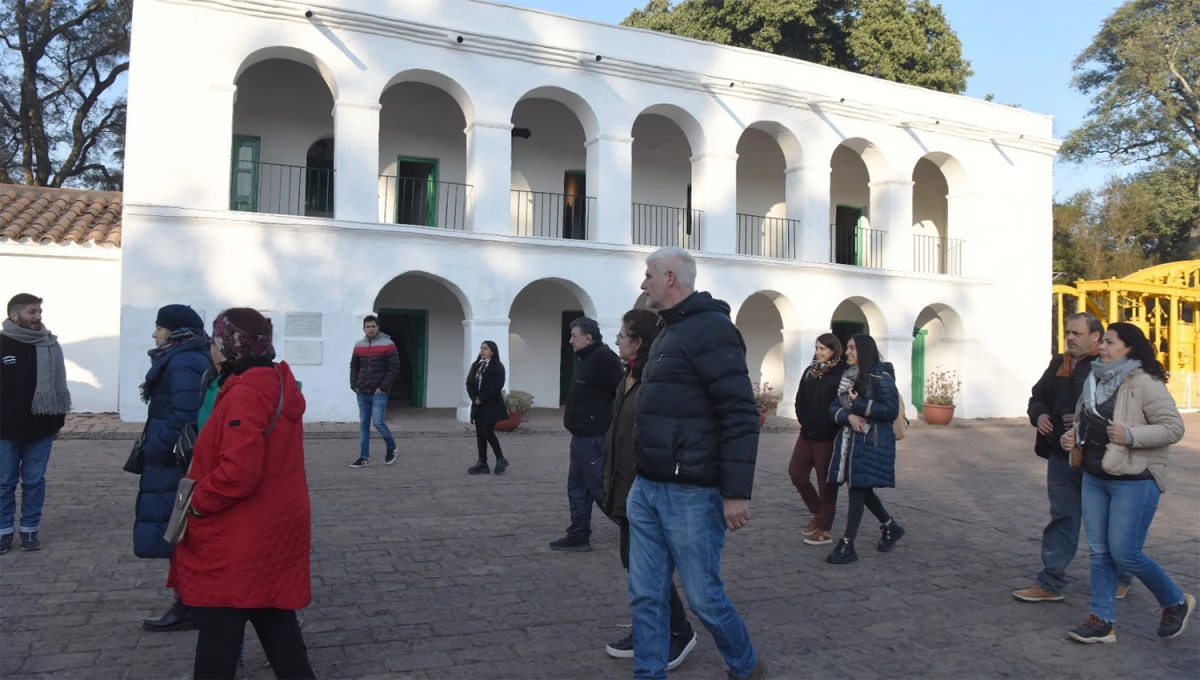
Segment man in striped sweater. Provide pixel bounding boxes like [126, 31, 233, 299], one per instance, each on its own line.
[349, 316, 400, 468]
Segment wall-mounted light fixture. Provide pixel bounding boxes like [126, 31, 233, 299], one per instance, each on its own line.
[304, 9, 313, 18]
[448, 34, 465, 44]
[577, 53, 602, 64]
[512, 127, 531, 139]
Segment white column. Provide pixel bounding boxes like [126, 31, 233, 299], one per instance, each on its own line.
[586, 135, 633, 245]
[787, 164, 832, 262]
[691, 153, 739, 254]
[331, 99, 380, 223]
[200, 84, 238, 211]
[598, 317, 625, 355]
[460, 318, 512, 422]
[869, 179, 915, 271]
[466, 120, 513, 236]
[776, 328, 812, 420]
[946, 191, 980, 277]
[882, 332, 915, 421]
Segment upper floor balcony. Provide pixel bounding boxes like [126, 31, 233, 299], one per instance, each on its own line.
[219, 53, 977, 278]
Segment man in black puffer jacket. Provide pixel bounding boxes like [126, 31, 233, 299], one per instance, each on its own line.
[627, 247, 767, 680]
[549, 317, 624, 552]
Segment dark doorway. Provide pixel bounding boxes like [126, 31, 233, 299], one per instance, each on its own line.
[396, 156, 439, 227]
[563, 171, 587, 240]
[376, 308, 428, 406]
[560, 310, 585, 405]
[305, 138, 335, 218]
[834, 205, 863, 265]
[830, 321, 866, 357]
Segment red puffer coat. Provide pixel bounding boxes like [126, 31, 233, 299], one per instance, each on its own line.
[168, 361, 311, 609]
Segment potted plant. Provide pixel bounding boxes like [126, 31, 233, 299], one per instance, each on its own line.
[753, 381, 780, 428]
[922, 367, 961, 425]
[496, 390, 534, 432]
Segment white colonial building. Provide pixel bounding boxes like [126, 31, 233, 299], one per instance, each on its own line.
[115, 0, 1058, 423]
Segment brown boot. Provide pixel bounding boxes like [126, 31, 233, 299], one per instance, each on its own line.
[729, 657, 768, 680]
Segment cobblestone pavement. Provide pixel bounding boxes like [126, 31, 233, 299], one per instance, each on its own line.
[2, 417, 1198, 679]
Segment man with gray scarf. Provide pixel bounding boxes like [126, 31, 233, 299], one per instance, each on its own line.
[0, 294, 71, 554]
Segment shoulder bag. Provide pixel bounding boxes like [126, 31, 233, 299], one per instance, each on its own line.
[164, 369, 285, 546]
[122, 420, 151, 475]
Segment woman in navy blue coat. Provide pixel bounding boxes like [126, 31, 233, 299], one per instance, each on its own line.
[826, 334, 906, 564]
[136, 305, 210, 632]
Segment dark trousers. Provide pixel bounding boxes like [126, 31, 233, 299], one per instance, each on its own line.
[788, 436, 839, 531]
[566, 435, 606, 542]
[475, 421, 503, 462]
[193, 607, 315, 680]
[1038, 453, 1131, 594]
[618, 516, 690, 635]
[843, 487, 891, 541]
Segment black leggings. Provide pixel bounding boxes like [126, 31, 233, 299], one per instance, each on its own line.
[476, 421, 503, 462]
[192, 607, 314, 680]
[844, 487, 891, 541]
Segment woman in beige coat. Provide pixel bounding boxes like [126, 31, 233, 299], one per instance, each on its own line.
[1060, 322, 1193, 644]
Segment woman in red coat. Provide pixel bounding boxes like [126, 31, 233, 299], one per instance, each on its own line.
[167, 308, 315, 680]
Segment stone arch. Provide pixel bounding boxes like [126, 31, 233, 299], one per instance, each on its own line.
[507, 277, 598, 407]
[380, 69, 475, 124]
[633, 104, 706, 153]
[745, 121, 803, 168]
[830, 138, 891, 263]
[829, 296, 889, 351]
[912, 152, 969, 274]
[736, 290, 802, 397]
[234, 46, 337, 99]
[514, 86, 600, 141]
[910, 303, 966, 412]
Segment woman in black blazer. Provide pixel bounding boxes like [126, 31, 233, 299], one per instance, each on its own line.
[466, 341, 509, 475]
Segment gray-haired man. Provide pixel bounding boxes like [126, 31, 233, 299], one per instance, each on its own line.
[549, 316, 624, 552]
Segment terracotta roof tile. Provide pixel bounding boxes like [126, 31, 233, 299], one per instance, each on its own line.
[0, 184, 122, 248]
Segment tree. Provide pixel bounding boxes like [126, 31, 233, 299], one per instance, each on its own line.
[621, 0, 973, 94]
[0, 0, 131, 190]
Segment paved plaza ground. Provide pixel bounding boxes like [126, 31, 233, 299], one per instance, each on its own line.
[2, 413, 1198, 679]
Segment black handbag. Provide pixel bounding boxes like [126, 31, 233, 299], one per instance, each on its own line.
[174, 422, 198, 470]
[123, 420, 150, 475]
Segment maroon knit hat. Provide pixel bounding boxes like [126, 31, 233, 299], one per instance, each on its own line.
[212, 308, 275, 364]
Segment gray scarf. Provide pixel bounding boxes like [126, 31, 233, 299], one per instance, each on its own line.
[836, 365, 859, 409]
[1082, 356, 1140, 415]
[1, 319, 72, 415]
[834, 365, 861, 484]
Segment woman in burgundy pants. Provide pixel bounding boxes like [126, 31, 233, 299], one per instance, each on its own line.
[789, 333, 847, 546]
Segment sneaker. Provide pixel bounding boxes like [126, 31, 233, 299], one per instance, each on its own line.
[549, 536, 591, 552]
[667, 629, 697, 671]
[1012, 585, 1065, 602]
[826, 538, 857, 564]
[350, 457, 370, 468]
[1067, 615, 1115, 644]
[494, 457, 509, 475]
[605, 633, 633, 659]
[801, 518, 819, 536]
[0, 534, 12, 555]
[804, 529, 833, 546]
[1158, 593, 1196, 638]
[468, 461, 490, 475]
[384, 447, 397, 465]
[19, 532, 39, 552]
[877, 520, 904, 552]
[1116, 582, 1134, 600]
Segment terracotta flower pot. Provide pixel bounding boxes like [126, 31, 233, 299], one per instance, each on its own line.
[922, 403, 955, 426]
[757, 406, 768, 428]
[494, 410, 525, 432]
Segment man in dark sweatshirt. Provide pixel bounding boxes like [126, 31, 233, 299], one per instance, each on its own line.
[1, 294, 71, 554]
[550, 316, 624, 552]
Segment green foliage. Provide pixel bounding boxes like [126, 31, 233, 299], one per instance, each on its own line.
[923, 367, 960, 406]
[502, 390, 535, 413]
[621, 0, 972, 93]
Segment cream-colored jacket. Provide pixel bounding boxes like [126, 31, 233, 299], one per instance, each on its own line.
[1089, 368, 1185, 492]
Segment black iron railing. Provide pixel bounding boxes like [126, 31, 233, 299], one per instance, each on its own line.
[229, 160, 334, 218]
[830, 223, 884, 269]
[913, 234, 965, 276]
[631, 203, 703, 250]
[510, 190, 595, 240]
[736, 214, 799, 259]
[378, 175, 471, 230]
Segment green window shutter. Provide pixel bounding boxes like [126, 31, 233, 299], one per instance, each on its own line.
[230, 136, 260, 212]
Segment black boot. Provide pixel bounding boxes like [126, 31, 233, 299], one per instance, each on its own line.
[494, 456, 509, 474]
[143, 599, 197, 632]
[468, 460, 491, 475]
[877, 520, 905, 552]
[826, 538, 858, 564]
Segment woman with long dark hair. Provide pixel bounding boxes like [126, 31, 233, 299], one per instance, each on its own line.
[601, 309, 697, 670]
[466, 341, 509, 475]
[825, 334, 905, 565]
[789, 333, 847, 547]
[1060, 322, 1192, 644]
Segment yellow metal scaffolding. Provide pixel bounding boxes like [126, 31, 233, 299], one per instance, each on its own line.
[1053, 260, 1200, 408]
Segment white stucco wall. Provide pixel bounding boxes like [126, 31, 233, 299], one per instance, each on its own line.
[373, 273, 466, 408]
[736, 293, 785, 397]
[735, 129, 786, 218]
[508, 280, 587, 409]
[0, 245, 122, 413]
[119, 0, 1059, 422]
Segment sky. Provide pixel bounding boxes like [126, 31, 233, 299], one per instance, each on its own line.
[503, 0, 1127, 201]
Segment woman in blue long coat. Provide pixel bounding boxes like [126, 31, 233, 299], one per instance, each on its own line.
[136, 305, 210, 632]
[826, 334, 906, 565]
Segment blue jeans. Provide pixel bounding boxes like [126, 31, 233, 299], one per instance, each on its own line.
[356, 392, 394, 459]
[1081, 472, 1185, 622]
[566, 435, 605, 542]
[0, 437, 54, 534]
[627, 477, 757, 680]
[1038, 454, 1131, 594]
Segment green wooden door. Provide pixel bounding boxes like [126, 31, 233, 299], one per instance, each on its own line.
[911, 328, 928, 411]
[230, 136, 260, 211]
[396, 157, 439, 227]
